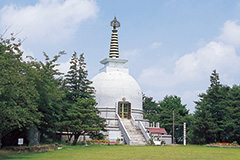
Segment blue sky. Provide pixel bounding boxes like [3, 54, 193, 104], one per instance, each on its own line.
[1, 0, 240, 112]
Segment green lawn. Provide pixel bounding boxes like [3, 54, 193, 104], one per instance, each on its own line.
[1, 145, 240, 160]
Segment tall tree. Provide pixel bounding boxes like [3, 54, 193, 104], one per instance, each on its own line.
[158, 95, 189, 143]
[192, 70, 230, 144]
[225, 85, 240, 144]
[143, 94, 189, 143]
[60, 52, 105, 145]
[0, 34, 41, 148]
[143, 95, 160, 123]
[27, 52, 66, 141]
[64, 52, 94, 101]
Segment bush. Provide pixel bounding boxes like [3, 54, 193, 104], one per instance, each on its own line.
[149, 139, 155, 145]
[3, 144, 56, 152]
[89, 133, 105, 140]
[161, 141, 166, 145]
[86, 139, 110, 145]
[233, 141, 238, 145]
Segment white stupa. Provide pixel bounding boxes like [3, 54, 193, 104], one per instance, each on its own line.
[92, 17, 149, 144]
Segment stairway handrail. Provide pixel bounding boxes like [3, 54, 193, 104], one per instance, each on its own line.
[139, 121, 151, 143]
[131, 115, 136, 126]
[116, 114, 131, 145]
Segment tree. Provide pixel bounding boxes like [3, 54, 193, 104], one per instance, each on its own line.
[192, 70, 231, 144]
[143, 94, 189, 144]
[0, 34, 41, 148]
[64, 52, 94, 101]
[158, 95, 189, 143]
[60, 98, 105, 145]
[60, 52, 105, 145]
[143, 95, 160, 123]
[27, 52, 66, 142]
[226, 85, 240, 144]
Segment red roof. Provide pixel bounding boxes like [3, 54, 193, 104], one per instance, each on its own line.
[148, 128, 167, 134]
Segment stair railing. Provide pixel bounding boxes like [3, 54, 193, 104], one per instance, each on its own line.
[131, 115, 137, 126]
[116, 114, 131, 145]
[138, 121, 151, 144]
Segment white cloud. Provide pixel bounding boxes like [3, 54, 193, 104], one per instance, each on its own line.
[181, 90, 202, 112]
[149, 42, 162, 49]
[0, 0, 99, 43]
[122, 48, 142, 58]
[218, 20, 240, 48]
[140, 41, 240, 88]
[139, 67, 177, 88]
[139, 20, 240, 112]
[175, 41, 240, 82]
[57, 59, 71, 74]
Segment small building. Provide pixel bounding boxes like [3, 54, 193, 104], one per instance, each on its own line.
[148, 127, 172, 145]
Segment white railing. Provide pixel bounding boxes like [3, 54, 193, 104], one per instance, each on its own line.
[116, 114, 131, 145]
[139, 121, 151, 144]
[131, 116, 136, 126]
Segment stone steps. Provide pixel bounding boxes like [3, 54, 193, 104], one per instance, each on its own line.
[121, 119, 148, 145]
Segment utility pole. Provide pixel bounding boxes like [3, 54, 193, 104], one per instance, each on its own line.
[172, 110, 175, 144]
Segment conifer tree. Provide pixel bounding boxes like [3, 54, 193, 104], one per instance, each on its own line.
[158, 95, 189, 143]
[60, 52, 105, 145]
[223, 85, 240, 144]
[192, 70, 230, 144]
[143, 95, 160, 123]
[143, 94, 189, 144]
[64, 52, 94, 101]
[60, 98, 105, 145]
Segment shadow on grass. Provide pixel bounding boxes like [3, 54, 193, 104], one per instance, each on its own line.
[0, 151, 32, 160]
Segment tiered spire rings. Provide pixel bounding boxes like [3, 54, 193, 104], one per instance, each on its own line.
[109, 16, 120, 58]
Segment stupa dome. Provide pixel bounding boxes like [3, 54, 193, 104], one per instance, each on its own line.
[92, 70, 142, 112]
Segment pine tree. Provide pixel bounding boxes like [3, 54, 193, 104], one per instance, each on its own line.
[158, 95, 189, 143]
[192, 70, 230, 143]
[225, 85, 240, 144]
[142, 95, 160, 123]
[64, 52, 94, 101]
[61, 98, 105, 145]
[60, 52, 105, 145]
[143, 94, 189, 144]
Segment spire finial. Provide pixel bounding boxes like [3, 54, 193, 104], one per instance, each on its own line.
[110, 16, 120, 30]
[109, 16, 120, 58]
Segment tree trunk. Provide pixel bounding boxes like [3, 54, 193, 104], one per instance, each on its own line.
[68, 134, 73, 142]
[0, 132, 2, 148]
[72, 134, 80, 145]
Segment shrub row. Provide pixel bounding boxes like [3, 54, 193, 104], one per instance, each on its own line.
[3, 144, 57, 152]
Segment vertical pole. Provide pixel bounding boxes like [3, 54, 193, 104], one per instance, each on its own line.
[172, 110, 175, 144]
[184, 122, 186, 145]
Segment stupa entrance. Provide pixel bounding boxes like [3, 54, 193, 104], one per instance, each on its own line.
[118, 101, 131, 119]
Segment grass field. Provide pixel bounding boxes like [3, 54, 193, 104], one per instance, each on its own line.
[1, 145, 240, 160]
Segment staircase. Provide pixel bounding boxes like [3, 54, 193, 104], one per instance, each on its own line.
[121, 119, 148, 145]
